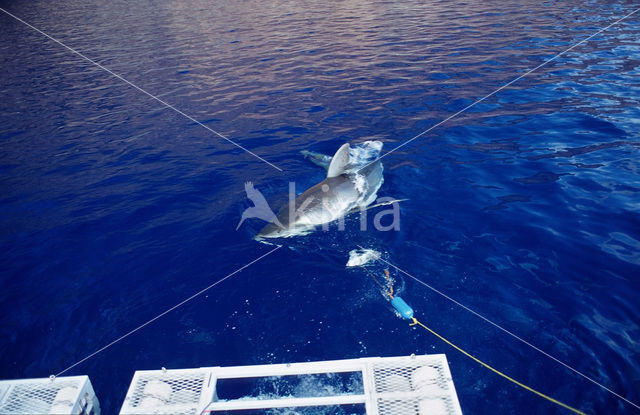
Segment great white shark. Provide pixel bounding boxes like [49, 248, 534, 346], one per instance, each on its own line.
[256, 142, 385, 239]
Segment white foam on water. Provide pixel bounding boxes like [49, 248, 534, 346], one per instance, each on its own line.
[346, 249, 382, 267]
[347, 140, 383, 171]
[231, 373, 364, 414]
[353, 173, 367, 195]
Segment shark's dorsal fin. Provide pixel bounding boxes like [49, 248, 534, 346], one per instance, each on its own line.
[327, 143, 351, 178]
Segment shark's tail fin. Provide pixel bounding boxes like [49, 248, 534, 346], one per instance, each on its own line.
[301, 150, 332, 170]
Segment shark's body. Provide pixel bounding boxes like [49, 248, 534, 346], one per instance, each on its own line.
[256, 143, 383, 239]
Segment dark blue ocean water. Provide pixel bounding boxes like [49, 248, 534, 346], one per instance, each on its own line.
[1, 0, 639, 413]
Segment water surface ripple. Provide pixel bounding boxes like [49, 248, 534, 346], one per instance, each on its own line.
[1, 0, 639, 413]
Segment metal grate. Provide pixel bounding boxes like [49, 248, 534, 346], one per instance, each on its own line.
[370, 355, 462, 415]
[120, 368, 215, 415]
[0, 376, 99, 415]
[376, 397, 458, 415]
[377, 398, 421, 415]
[373, 362, 450, 393]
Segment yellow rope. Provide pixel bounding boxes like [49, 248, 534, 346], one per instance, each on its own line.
[409, 317, 587, 415]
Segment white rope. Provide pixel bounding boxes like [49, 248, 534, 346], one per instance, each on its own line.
[55, 246, 281, 377]
[0, 7, 282, 172]
[366, 249, 640, 410]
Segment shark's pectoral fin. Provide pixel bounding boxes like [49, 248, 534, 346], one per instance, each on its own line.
[327, 143, 351, 178]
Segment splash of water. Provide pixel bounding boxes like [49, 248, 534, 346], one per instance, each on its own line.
[346, 249, 382, 267]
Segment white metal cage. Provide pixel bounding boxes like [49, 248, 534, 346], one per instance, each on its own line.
[119, 368, 216, 415]
[0, 375, 100, 415]
[119, 354, 462, 415]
